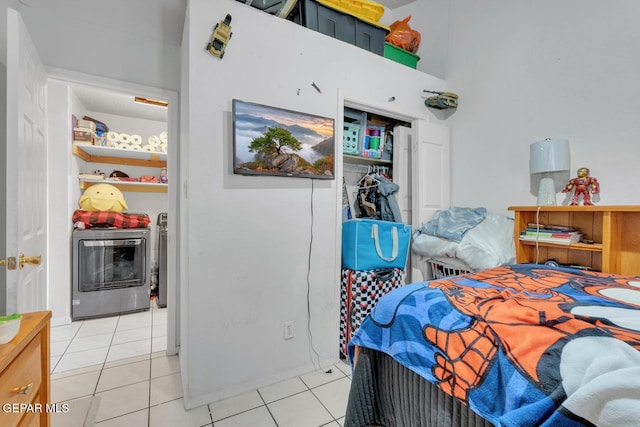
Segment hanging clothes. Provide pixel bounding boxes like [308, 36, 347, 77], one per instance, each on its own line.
[357, 174, 379, 218]
[373, 174, 402, 223]
[354, 170, 403, 223]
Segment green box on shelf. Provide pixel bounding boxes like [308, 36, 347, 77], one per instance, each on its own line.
[383, 42, 420, 69]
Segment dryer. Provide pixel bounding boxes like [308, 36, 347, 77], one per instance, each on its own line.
[72, 228, 151, 320]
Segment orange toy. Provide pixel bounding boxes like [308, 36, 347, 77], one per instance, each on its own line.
[386, 16, 421, 53]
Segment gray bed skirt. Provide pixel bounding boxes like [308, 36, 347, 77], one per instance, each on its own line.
[344, 348, 495, 427]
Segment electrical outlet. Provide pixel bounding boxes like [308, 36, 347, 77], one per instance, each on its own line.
[283, 321, 294, 340]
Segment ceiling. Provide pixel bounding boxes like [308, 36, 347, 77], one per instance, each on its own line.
[17, 0, 187, 47]
[70, 84, 169, 123]
[1, 0, 184, 122]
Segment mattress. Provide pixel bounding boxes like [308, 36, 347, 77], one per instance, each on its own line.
[345, 347, 493, 427]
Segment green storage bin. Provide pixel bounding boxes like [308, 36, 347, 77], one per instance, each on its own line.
[383, 42, 420, 68]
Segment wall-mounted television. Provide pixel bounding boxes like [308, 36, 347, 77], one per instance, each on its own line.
[232, 99, 335, 180]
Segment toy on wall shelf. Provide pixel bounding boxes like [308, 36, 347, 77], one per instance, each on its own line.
[561, 167, 600, 206]
[423, 90, 458, 110]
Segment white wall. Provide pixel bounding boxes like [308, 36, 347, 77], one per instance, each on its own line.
[181, 0, 446, 407]
[0, 1, 19, 66]
[443, 0, 640, 215]
[47, 80, 76, 325]
[18, 1, 183, 91]
[391, 0, 450, 79]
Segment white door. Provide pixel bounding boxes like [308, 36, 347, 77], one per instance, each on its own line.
[393, 125, 412, 225]
[3, 8, 48, 314]
[409, 119, 450, 282]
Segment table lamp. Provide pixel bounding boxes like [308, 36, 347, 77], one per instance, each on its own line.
[529, 138, 570, 206]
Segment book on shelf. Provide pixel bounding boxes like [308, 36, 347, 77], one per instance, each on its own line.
[526, 223, 577, 232]
[519, 232, 582, 245]
[522, 229, 580, 238]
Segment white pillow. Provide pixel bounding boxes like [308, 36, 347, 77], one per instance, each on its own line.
[457, 213, 515, 270]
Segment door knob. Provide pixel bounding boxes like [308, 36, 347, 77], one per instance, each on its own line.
[19, 254, 41, 269]
[0, 257, 17, 270]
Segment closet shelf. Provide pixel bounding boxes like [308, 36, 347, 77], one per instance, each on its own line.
[79, 179, 168, 193]
[72, 143, 167, 167]
[343, 154, 392, 166]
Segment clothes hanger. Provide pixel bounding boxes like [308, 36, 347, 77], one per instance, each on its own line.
[355, 165, 379, 189]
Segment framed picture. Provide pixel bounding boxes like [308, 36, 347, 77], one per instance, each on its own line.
[232, 99, 335, 179]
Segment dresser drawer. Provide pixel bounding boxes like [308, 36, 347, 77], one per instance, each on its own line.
[18, 402, 41, 427]
[0, 336, 42, 427]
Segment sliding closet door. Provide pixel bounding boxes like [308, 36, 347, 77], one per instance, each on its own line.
[409, 119, 450, 282]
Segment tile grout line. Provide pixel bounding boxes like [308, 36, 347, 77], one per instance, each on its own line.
[93, 311, 155, 425]
[92, 315, 123, 396]
[256, 387, 280, 427]
[305, 373, 350, 426]
[147, 305, 154, 427]
[50, 319, 84, 373]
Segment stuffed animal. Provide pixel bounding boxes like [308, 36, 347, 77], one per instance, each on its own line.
[79, 183, 128, 212]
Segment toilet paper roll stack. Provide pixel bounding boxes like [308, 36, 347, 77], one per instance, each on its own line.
[142, 131, 168, 153]
[159, 131, 168, 153]
[107, 131, 168, 153]
[107, 131, 120, 147]
[108, 132, 144, 150]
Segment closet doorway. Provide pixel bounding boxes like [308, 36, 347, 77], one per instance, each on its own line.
[48, 71, 180, 356]
[339, 95, 451, 284]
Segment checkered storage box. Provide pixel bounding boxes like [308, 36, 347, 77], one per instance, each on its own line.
[340, 267, 404, 357]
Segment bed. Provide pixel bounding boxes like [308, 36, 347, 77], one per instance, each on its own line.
[345, 264, 640, 427]
[411, 207, 515, 275]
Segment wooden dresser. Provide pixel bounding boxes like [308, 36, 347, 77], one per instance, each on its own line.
[0, 311, 51, 427]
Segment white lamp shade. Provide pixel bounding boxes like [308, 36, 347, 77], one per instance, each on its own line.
[529, 139, 570, 174]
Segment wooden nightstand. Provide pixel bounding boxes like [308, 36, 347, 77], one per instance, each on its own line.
[508, 206, 640, 276]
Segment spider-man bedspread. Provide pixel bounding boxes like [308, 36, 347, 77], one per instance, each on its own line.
[347, 264, 640, 426]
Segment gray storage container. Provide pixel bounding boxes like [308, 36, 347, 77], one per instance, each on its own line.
[238, 0, 298, 18]
[292, 0, 387, 55]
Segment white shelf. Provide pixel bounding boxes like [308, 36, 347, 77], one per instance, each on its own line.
[79, 179, 168, 193]
[343, 154, 392, 165]
[72, 143, 167, 166]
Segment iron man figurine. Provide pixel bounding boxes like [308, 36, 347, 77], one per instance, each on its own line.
[562, 167, 600, 206]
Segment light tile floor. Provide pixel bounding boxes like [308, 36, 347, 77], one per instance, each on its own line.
[50, 300, 352, 426]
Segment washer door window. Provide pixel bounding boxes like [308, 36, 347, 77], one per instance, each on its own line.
[77, 238, 146, 291]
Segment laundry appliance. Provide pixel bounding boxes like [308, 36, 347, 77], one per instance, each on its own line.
[72, 227, 151, 320]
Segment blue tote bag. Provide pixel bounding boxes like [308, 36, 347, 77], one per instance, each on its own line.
[342, 219, 411, 270]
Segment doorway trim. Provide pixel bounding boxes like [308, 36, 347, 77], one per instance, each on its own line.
[46, 67, 180, 355]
